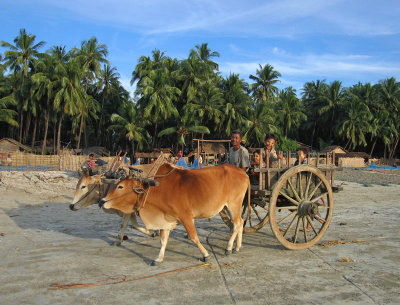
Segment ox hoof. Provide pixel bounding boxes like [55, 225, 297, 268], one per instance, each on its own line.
[123, 235, 129, 241]
[233, 249, 239, 254]
[225, 249, 232, 256]
[151, 260, 161, 266]
[201, 255, 210, 263]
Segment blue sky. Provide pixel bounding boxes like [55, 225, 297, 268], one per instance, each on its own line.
[2, 0, 400, 97]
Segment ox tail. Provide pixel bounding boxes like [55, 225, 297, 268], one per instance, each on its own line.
[246, 181, 251, 224]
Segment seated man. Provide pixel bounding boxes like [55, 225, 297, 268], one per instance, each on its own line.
[229, 129, 250, 171]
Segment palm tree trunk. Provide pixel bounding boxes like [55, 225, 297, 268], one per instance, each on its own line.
[41, 110, 50, 155]
[24, 111, 31, 143]
[77, 112, 84, 150]
[31, 117, 37, 150]
[389, 137, 398, 160]
[344, 138, 351, 151]
[97, 95, 105, 141]
[369, 138, 377, 158]
[310, 120, 317, 148]
[19, 111, 24, 143]
[152, 120, 158, 149]
[84, 122, 88, 149]
[57, 114, 64, 155]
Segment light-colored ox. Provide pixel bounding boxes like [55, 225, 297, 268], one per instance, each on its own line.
[70, 166, 155, 245]
[99, 163, 249, 265]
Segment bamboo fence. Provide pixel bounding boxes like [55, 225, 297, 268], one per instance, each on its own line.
[0, 151, 118, 172]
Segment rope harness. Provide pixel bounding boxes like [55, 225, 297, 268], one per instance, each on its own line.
[101, 167, 177, 213]
[73, 181, 101, 207]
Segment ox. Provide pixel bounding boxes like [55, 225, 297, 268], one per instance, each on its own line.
[70, 169, 154, 245]
[99, 163, 249, 265]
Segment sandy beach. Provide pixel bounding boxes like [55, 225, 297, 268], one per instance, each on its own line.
[0, 169, 399, 304]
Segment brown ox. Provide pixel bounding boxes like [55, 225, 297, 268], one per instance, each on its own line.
[70, 168, 154, 245]
[99, 163, 249, 265]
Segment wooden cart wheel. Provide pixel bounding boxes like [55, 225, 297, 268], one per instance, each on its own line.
[269, 165, 333, 249]
[219, 191, 269, 233]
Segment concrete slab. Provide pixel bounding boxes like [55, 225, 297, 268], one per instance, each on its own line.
[0, 181, 399, 304]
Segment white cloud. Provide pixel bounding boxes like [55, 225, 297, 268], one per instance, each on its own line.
[220, 51, 400, 91]
[19, 0, 400, 37]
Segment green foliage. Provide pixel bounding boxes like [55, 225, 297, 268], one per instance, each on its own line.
[1, 29, 399, 159]
[276, 136, 299, 152]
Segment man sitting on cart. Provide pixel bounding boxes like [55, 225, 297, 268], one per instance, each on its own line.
[229, 129, 250, 171]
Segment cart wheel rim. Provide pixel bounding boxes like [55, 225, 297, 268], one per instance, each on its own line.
[269, 165, 333, 249]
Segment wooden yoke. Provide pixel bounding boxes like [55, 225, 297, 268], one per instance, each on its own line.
[109, 150, 122, 172]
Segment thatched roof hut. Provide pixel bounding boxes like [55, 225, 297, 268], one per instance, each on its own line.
[0, 138, 33, 153]
[320, 145, 347, 154]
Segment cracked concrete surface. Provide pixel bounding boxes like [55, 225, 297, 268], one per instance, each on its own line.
[0, 177, 399, 304]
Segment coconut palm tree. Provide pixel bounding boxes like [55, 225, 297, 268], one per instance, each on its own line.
[53, 59, 86, 154]
[318, 80, 345, 139]
[276, 87, 307, 137]
[245, 101, 278, 147]
[158, 118, 210, 151]
[189, 43, 220, 73]
[375, 77, 400, 159]
[96, 64, 120, 141]
[219, 73, 252, 138]
[336, 93, 372, 150]
[109, 102, 150, 155]
[1, 28, 45, 143]
[301, 80, 328, 147]
[72, 37, 108, 149]
[249, 64, 281, 104]
[182, 80, 223, 134]
[136, 68, 180, 148]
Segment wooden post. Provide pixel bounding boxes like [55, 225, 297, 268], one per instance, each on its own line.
[258, 148, 263, 190]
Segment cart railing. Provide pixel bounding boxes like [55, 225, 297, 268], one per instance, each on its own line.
[252, 149, 340, 192]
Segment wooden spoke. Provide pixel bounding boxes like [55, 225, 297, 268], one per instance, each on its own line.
[277, 210, 297, 225]
[311, 192, 328, 203]
[276, 206, 298, 210]
[302, 217, 308, 243]
[307, 180, 323, 201]
[251, 205, 263, 222]
[298, 173, 304, 199]
[306, 215, 318, 235]
[279, 190, 299, 206]
[269, 165, 333, 249]
[287, 178, 302, 202]
[304, 172, 312, 200]
[293, 217, 301, 243]
[283, 215, 298, 237]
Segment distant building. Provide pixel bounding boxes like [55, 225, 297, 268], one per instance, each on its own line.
[0, 138, 33, 153]
[320, 145, 369, 167]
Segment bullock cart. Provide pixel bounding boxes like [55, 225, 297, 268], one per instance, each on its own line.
[222, 151, 342, 250]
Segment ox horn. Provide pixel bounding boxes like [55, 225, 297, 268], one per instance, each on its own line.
[142, 178, 160, 187]
[128, 166, 143, 173]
